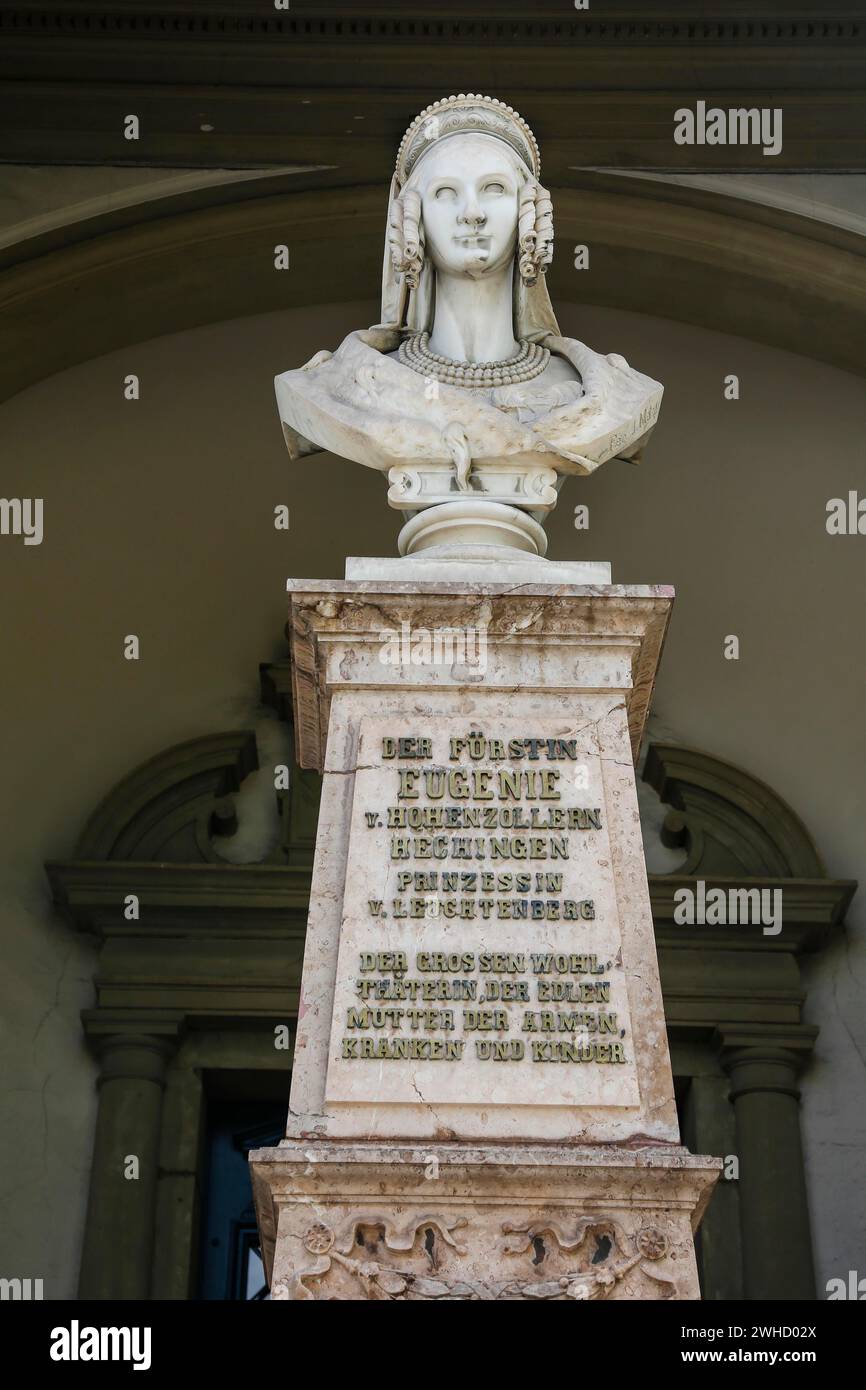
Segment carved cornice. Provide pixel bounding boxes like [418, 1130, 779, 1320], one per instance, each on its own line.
[651, 876, 855, 954]
[1, 4, 865, 170]
[285, 583, 673, 770]
[46, 860, 313, 936]
[1, 7, 863, 46]
[45, 719, 312, 1023]
[645, 741, 857, 962]
[47, 859, 309, 1020]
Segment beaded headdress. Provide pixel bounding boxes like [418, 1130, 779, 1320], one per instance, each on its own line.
[395, 94, 541, 186]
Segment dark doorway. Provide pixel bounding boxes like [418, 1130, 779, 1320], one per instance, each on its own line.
[197, 1094, 287, 1300]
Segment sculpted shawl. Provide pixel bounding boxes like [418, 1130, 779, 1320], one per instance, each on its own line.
[276, 326, 662, 478]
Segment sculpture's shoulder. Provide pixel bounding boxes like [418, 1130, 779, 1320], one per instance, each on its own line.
[276, 326, 400, 388]
[549, 333, 662, 399]
[540, 333, 664, 466]
[274, 327, 407, 466]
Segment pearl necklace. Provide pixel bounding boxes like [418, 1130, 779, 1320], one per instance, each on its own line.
[398, 332, 550, 387]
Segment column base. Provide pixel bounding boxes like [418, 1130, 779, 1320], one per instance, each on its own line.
[251, 1140, 721, 1301]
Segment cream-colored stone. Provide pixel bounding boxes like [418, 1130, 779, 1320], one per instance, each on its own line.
[325, 715, 641, 1120]
[252, 1141, 721, 1301]
[344, 551, 612, 585]
[279, 580, 678, 1144]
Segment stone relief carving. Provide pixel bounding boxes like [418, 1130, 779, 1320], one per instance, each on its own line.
[271, 1213, 676, 1301]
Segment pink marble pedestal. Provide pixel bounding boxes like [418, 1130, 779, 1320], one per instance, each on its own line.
[250, 575, 721, 1299]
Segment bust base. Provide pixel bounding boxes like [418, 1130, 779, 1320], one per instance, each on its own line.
[397, 499, 547, 556]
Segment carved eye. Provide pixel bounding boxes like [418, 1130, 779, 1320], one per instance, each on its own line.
[484, 182, 506, 195]
[434, 186, 457, 201]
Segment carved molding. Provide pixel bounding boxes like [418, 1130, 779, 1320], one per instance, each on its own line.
[74, 730, 258, 863]
[644, 742, 826, 878]
[386, 461, 560, 512]
[3, 6, 863, 46]
[286, 586, 672, 771]
[45, 723, 314, 1023]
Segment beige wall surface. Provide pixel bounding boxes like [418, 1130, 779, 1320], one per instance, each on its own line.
[0, 299, 863, 1298]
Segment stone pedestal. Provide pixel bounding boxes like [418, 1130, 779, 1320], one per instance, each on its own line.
[250, 569, 721, 1299]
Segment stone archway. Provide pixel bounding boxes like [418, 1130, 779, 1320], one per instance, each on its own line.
[2, 172, 865, 406]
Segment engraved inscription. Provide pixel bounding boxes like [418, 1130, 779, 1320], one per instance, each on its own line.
[324, 718, 641, 1110]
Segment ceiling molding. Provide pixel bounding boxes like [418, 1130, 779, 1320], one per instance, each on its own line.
[2, 4, 863, 44]
[1, 3, 865, 170]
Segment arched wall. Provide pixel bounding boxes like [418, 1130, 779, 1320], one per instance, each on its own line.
[2, 172, 866, 406]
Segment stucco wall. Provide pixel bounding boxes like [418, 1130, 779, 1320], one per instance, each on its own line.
[0, 298, 863, 1297]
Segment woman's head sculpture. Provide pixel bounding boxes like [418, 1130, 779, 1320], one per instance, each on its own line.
[380, 95, 559, 340]
[387, 95, 553, 291]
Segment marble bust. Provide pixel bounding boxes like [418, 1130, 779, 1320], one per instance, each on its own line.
[276, 94, 663, 558]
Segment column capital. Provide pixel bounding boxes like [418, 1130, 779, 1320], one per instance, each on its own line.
[82, 1009, 185, 1087]
[716, 1026, 818, 1101]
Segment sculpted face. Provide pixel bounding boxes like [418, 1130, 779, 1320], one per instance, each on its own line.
[414, 133, 522, 279]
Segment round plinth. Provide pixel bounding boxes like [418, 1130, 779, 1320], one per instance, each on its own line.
[398, 501, 548, 557]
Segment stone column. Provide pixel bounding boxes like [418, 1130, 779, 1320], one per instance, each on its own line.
[720, 1028, 817, 1301]
[79, 1010, 183, 1300]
